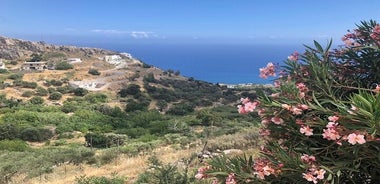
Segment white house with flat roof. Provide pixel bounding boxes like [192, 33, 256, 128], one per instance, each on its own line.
[67, 58, 82, 64]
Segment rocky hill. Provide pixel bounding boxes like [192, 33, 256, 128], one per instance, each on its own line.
[0, 36, 116, 60]
[0, 36, 249, 112]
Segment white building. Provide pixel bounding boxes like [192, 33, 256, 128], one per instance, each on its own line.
[67, 58, 82, 64]
[104, 55, 123, 65]
[120, 52, 133, 59]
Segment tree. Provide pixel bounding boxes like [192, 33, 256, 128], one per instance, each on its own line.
[28, 53, 43, 62]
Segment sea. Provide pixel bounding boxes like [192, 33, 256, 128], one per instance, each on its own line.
[91, 43, 304, 85]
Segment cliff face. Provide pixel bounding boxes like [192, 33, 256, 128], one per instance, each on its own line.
[0, 36, 117, 60]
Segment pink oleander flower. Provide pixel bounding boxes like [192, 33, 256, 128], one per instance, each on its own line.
[259, 62, 276, 79]
[259, 128, 271, 136]
[348, 105, 358, 114]
[237, 98, 258, 114]
[374, 84, 380, 93]
[212, 180, 219, 184]
[253, 158, 279, 180]
[314, 169, 326, 180]
[328, 115, 339, 122]
[261, 119, 270, 126]
[326, 122, 338, 128]
[288, 51, 299, 61]
[298, 104, 309, 110]
[296, 82, 309, 92]
[291, 106, 303, 115]
[195, 167, 207, 179]
[270, 93, 280, 98]
[281, 104, 291, 110]
[296, 119, 304, 125]
[244, 101, 258, 112]
[258, 109, 265, 117]
[237, 105, 246, 114]
[322, 128, 341, 140]
[274, 80, 281, 87]
[302, 172, 317, 184]
[301, 154, 316, 164]
[300, 126, 313, 136]
[225, 173, 237, 184]
[347, 133, 366, 145]
[271, 117, 284, 125]
[240, 97, 250, 104]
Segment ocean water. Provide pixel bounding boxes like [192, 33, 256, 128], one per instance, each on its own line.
[98, 43, 304, 84]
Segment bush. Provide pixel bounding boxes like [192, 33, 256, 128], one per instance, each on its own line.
[0, 139, 29, 151]
[85, 93, 108, 103]
[84, 133, 125, 148]
[55, 61, 74, 70]
[125, 100, 148, 112]
[21, 90, 34, 97]
[88, 68, 101, 75]
[118, 84, 141, 97]
[8, 73, 23, 80]
[29, 96, 44, 104]
[0, 69, 8, 73]
[0, 124, 20, 140]
[73, 87, 88, 96]
[35, 86, 49, 96]
[20, 127, 53, 142]
[75, 174, 125, 184]
[202, 20, 380, 184]
[49, 92, 62, 100]
[136, 156, 193, 184]
[167, 102, 195, 115]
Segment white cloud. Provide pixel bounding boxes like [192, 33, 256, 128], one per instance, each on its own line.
[131, 31, 153, 38]
[90, 29, 161, 39]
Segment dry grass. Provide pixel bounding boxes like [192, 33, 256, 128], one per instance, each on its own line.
[19, 146, 200, 184]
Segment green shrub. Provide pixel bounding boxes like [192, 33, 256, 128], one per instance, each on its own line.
[0, 124, 20, 140]
[20, 127, 53, 142]
[21, 90, 34, 97]
[75, 174, 126, 184]
[203, 20, 380, 184]
[85, 93, 108, 103]
[73, 87, 88, 96]
[49, 92, 62, 100]
[166, 102, 195, 115]
[35, 86, 49, 96]
[29, 96, 44, 104]
[84, 133, 125, 148]
[136, 156, 193, 184]
[125, 100, 148, 112]
[55, 61, 74, 70]
[8, 73, 23, 80]
[98, 149, 120, 165]
[0, 140, 29, 151]
[0, 69, 8, 73]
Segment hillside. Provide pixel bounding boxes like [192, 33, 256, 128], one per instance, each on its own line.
[0, 36, 264, 184]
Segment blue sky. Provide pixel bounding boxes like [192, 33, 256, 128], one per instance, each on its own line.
[1, 0, 380, 45]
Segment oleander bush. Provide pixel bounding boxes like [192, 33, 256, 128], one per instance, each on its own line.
[198, 20, 380, 183]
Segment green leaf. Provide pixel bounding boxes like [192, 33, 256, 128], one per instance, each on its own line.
[314, 40, 324, 53]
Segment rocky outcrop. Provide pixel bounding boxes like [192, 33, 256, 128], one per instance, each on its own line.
[0, 36, 117, 60]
